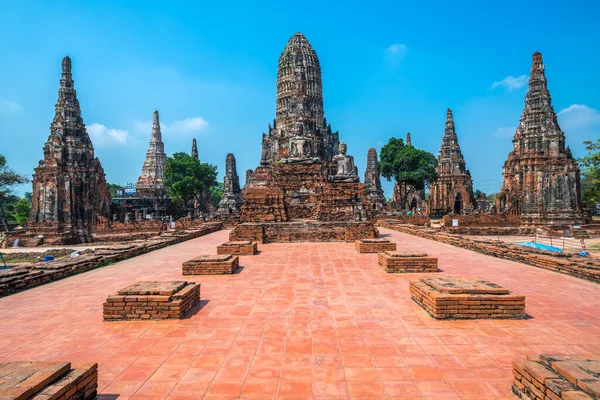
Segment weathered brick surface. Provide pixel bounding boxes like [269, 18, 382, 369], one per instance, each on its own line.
[378, 251, 438, 273]
[0, 361, 98, 399]
[182, 254, 239, 275]
[103, 281, 200, 320]
[513, 354, 600, 399]
[217, 241, 258, 255]
[355, 238, 396, 253]
[230, 221, 378, 243]
[410, 276, 526, 319]
[0, 223, 222, 298]
[381, 224, 600, 284]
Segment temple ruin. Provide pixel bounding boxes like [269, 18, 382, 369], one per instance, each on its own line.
[136, 110, 167, 197]
[428, 109, 474, 216]
[496, 52, 583, 226]
[230, 33, 376, 242]
[364, 148, 386, 212]
[27, 56, 111, 244]
[217, 153, 243, 215]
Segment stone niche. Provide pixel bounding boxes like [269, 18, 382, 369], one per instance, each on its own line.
[0, 361, 98, 400]
[355, 238, 396, 253]
[182, 254, 239, 275]
[512, 354, 600, 400]
[217, 241, 258, 256]
[378, 251, 439, 273]
[410, 276, 526, 319]
[103, 281, 200, 320]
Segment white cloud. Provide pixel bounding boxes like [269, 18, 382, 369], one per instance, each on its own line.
[384, 43, 408, 60]
[0, 99, 22, 113]
[557, 104, 600, 132]
[87, 123, 130, 147]
[491, 75, 528, 91]
[133, 116, 209, 136]
[492, 127, 517, 138]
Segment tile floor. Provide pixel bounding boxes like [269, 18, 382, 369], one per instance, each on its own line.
[0, 227, 599, 399]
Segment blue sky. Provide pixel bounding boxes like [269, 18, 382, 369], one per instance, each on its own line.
[1, 0, 599, 198]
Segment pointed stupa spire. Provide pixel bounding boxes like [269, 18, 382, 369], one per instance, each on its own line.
[137, 110, 167, 194]
[191, 138, 199, 160]
[151, 110, 162, 143]
[406, 132, 412, 147]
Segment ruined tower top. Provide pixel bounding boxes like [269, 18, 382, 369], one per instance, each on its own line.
[136, 110, 166, 194]
[437, 108, 469, 176]
[217, 153, 243, 214]
[191, 138, 199, 160]
[512, 52, 567, 157]
[275, 32, 324, 136]
[61, 56, 72, 74]
[406, 132, 412, 147]
[151, 110, 162, 144]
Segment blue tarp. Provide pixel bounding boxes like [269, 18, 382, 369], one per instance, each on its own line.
[515, 241, 563, 253]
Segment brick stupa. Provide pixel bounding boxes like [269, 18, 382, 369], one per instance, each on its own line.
[230, 33, 377, 243]
[428, 109, 474, 215]
[27, 56, 111, 244]
[496, 52, 584, 226]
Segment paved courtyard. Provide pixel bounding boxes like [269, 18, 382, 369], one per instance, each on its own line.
[0, 227, 599, 399]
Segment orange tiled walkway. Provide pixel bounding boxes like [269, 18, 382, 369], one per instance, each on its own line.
[1, 228, 599, 399]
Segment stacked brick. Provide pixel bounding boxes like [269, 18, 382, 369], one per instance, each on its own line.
[378, 251, 438, 273]
[355, 238, 396, 253]
[512, 354, 600, 399]
[217, 241, 258, 255]
[103, 281, 200, 320]
[410, 276, 526, 319]
[381, 224, 600, 284]
[0, 361, 97, 399]
[182, 254, 239, 275]
[0, 223, 222, 297]
[230, 221, 378, 243]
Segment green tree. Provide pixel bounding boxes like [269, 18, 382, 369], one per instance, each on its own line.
[0, 154, 29, 231]
[164, 152, 218, 213]
[210, 182, 224, 207]
[13, 198, 31, 225]
[579, 139, 600, 204]
[106, 183, 122, 197]
[379, 137, 437, 209]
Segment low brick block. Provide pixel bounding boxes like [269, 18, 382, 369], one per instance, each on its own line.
[378, 251, 439, 273]
[217, 241, 258, 255]
[512, 354, 600, 399]
[182, 254, 239, 275]
[355, 238, 396, 253]
[410, 276, 526, 319]
[103, 281, 200, 321]
[0, 361, 98, 399]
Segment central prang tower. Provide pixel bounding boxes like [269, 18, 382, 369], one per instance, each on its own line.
[230, 33, 377, 243]
[261, 33, 339, 165]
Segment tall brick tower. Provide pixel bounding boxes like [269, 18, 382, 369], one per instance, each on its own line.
[496, 52, 583, 226]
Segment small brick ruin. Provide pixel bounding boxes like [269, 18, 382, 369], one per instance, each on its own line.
[355, 238, 396, 253]
[229, 33, 377, 243]
[0, 361, 97, 399]
[428, 109, 475, 216]
[217, 241, 257, 255]
[512, 354, 600, 400]
[182, 254, 239, 275]
[410, 276, 526, 319]
[217, 153, 244, 216]
[378, 251, 439, 273]
[103, 281, 200, 320]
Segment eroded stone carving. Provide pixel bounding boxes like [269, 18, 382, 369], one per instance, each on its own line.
[329, 142, 359, 183]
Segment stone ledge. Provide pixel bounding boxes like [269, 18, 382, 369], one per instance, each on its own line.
[230, 221, 378, 243]
[512, 354, 600, 399]
[182, 254, 239, 275]
[103, 281, 200, 320]
[410, 276, 526, 319]
[355, 238, 396, 253]
[0, 361, 98, 399]
[378, 251, 438, 273]
[217, 241, 258, 255]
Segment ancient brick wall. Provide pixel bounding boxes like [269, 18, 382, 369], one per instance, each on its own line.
[440, 213, 519, 227]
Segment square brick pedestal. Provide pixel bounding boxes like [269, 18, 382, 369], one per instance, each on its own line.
[217, 241, 258, 255]
[410, 276, 526, 319]
[182, 254, 239, 275]
[0, 361, 98, 399]
[103, 281, 200, 320]
[355, 238, 396, 253]
[512, 354, 600, 399]
[378, 251, 439, 273]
